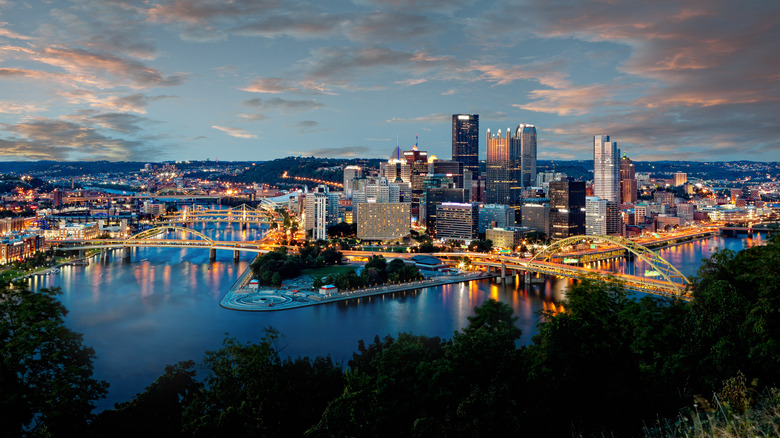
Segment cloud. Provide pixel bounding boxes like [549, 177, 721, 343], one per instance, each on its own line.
[242, 97, 323, 112]
[48, 1, 158, 60]
[514, 84, 613, 116]
[304, 146, 371, 157]
[386, 113, 450, 123]
[147, 0, 344, 41]
[0, 117, 163, 161]
[0, 100, 46, 114]
[33, 47, 186, 89]
[211, 125, 258, 139]
[303, 46, 454, 83]
[354, 0, 475, 14]
[290, 120, 321, 134]
[242, 77, 298, 94]
[238, 113, 267, 122]
[58, 91, 174, 114]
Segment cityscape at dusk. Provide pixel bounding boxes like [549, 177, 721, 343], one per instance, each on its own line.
[1, 0, 779, 162]
[2, 1, 780, 436]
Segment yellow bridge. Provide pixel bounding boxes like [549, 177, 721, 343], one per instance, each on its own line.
[159, 203, 281, 227]
[58, 233, 691, 299]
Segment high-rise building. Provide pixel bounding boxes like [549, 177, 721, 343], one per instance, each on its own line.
[486, 128, 521, 206]
[521, 203, 550, 238]
[478, 204, 515, 234]
[517, 124, 537, 188]
[586, 196, 607, 235]
[673, 172, 688, 186]
[549, 180, 586, 240]
[593, 135, 620, 203]
[423, 186, 465, 236]
[606, 201, 621, 235]
[435, 202, 479, 241]
[343, 165, 363, 198]
[619, 155, 637, 204]
[428, 159, 464, 189]
[303, 185, 337, 241]
[356, 202, 411, 241]
[403, 136, 429, 210]
[452, 114, 479, 176]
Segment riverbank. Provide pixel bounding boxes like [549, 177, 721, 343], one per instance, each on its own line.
[220, 271, 495, 311]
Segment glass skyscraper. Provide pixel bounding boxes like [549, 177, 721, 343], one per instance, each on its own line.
[485, 124, 538, 207]
[452, 114, 479, 176]
[593, 135, 620, 203]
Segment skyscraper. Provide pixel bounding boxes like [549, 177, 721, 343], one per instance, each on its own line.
[486, 128, 521, 206]
[619, 154, 637, 204]
[486, 124, 538, 209]
[517, 124, 537, 188]
[549, 180, 586, 239]
[452, 114, 479, 176]
[593, 135, 620, 203]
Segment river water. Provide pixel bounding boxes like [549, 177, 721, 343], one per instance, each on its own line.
[26, 224, 766, 410]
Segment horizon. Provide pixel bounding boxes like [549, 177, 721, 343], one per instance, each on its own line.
[1, 0, 779, 162]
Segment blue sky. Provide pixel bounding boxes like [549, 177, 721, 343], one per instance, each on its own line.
[0, 0, 778, 162]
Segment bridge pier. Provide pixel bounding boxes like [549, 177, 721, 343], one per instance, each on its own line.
[123, 247, 131, 260]
[501, 262, 506, 281]
[209, 248, 216, 262]
[233, 250, 240, 263]
[78, 249, 85, 259]
[241, 222, 247, 231]
[100, 248, 107, 263]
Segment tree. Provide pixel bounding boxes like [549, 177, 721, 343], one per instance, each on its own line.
[90, 361, 200, 437]
[183, 330, 343, 437]
[0, 283, 108, 436]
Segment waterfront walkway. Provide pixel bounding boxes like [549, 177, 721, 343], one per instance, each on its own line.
[220, 271, 494, 312]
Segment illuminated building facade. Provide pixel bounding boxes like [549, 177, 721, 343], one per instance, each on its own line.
[452, 114, 479, 176]
[594, 135, 620, 203]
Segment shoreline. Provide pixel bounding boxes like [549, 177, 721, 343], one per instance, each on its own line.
[220, 271, 496, 312]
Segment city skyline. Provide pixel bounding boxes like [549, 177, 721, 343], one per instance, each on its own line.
[0, 0, 778, 163]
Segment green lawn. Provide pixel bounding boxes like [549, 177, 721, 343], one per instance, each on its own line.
[300, 265, 356, 278]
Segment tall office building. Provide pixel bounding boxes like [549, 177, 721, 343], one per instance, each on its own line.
[486, 124, 538, 208]
[303, 185, 331, 241]
[428, 159, 464, 189]
[549, 180, 586, 239]
[436, 203, 479, 241]
[619, 155, 637, 204]
[486, 128, 521, 206]
[593, 135, 620, 203]
[343, 165, 363, 198]
[403, 137, 429, 210]
[673, 172, 688, 186]
[517, 124, 537, 188]
[357, 202, 411, 241]
[452, 114, 479, 176]
[586, 196, 608, 236]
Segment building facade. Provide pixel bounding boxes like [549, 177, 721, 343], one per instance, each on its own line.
[620, 155, 638, 204]
[356, 202, 411, 241]
[521, 203, 550, 238]
[452, 114, 479, 176]
[478, 204, 515, 234]
[585, 196, 607, 235]
[594, 135, 620, 203]
[435, 202, 478, 241]
[549, 180, 586, 239]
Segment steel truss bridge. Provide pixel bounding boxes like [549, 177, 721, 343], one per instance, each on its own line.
[472, 235, 690, 299]
[58, 233, 691, 299]
[159, 203, 281, 227]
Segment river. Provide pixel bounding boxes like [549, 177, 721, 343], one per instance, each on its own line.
[26, 224, 767, 410]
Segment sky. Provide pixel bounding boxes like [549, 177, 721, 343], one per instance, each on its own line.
[0, 0, 778, 163]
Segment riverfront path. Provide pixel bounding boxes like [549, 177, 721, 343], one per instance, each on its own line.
[220, 271, 494, 312]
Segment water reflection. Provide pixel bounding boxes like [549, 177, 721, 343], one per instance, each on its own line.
[26, 228, 755, 411]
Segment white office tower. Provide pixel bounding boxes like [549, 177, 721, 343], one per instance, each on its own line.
[304, 185, 330, 241]
[343, 165, 363, 198]
[593, 135, 620, 203]
[586, 196, 608, 235]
